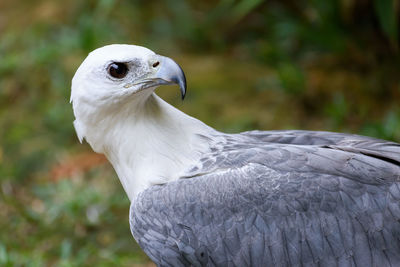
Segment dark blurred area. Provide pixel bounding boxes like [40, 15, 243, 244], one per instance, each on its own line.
[0, 0, 399, 266]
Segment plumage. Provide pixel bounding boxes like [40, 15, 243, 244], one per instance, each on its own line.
[71, 44, 400, 266]
[130, 131, 400, 266]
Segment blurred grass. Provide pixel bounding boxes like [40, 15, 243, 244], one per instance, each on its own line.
[0, 0, 399, 266]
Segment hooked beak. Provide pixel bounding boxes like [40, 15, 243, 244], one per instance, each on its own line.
[153, 56, 187, 100]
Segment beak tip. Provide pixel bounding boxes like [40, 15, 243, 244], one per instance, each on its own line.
[180, 81, 186, 100]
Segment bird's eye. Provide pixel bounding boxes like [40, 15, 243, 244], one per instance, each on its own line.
[108, 62, 128, 79]
[152, 61, 160, 68]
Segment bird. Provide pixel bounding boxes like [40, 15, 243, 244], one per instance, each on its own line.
[71, 44, 400, 267]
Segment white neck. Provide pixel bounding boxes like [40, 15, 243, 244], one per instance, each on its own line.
[82, 93, 216, 200]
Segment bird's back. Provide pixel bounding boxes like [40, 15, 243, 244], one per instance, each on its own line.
[130, 130, 400, 266]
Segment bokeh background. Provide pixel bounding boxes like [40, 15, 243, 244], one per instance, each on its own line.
[0, 0, 399, 266]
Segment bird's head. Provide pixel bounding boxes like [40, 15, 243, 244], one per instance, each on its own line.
[70, 44, 187, 145]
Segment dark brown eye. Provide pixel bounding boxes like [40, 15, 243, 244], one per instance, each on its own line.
[108, 62, 128, 79]
[152, 61, 160, 68]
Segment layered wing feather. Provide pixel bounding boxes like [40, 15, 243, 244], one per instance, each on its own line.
[130, 131, 400, 266]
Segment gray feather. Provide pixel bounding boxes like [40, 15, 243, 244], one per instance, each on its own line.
[130, 130, 400, 266]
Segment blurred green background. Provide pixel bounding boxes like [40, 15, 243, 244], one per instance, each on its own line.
[0, 0, 399, 266]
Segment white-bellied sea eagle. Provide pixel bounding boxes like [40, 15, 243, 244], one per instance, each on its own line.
[71, 44, 400, 266]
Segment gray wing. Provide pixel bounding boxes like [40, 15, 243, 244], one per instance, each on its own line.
[242, 130, 400, 163]
[130, 132, 400, 267]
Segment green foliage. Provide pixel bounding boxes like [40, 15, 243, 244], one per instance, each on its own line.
[0, 0, 399, 265]
[374, 0, 398, 46]
[277, 62, 305, 95]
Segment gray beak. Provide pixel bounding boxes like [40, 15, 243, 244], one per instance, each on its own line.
[155, 56, 187, 100]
